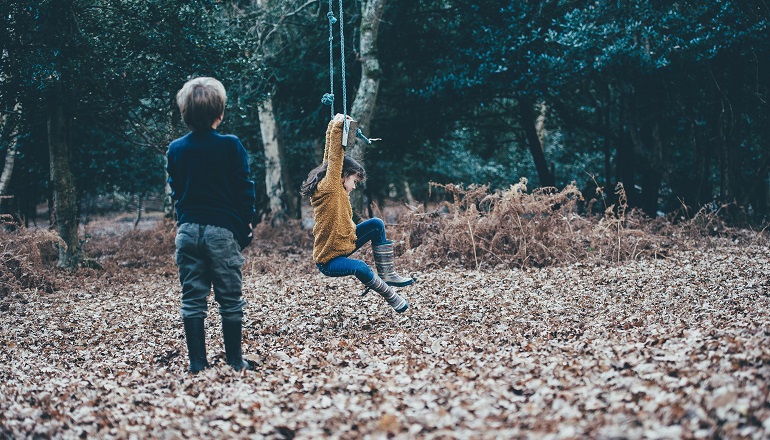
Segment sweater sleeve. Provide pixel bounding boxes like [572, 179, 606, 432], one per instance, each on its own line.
[322, 119, 333, 165]
[233, 139, 256, 226]
[319, 119, 345, 192]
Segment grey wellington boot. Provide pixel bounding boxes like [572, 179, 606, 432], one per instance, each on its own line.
[222, 319, 255, 371]
[183, 317, 210, 373]
[372, 240, 414, 287]
[364, 273, 409, 313]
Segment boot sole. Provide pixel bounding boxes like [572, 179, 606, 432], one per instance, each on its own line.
[385, 279, 414, 287]
[188, 364, 210, 374]
[395, 303, 409, 313]
[229, 360, 255, 371]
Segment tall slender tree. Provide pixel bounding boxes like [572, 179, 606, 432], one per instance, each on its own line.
[0, 103, 21, 198]
[247, 0, 312, 222]
[348, 0, 388, 215]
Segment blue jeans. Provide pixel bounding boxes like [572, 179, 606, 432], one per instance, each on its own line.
[316, 218, 387, 284]
[175, 223, 246, 321]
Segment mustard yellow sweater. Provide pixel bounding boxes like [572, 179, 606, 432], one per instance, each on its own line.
[311, 119, 357, 264]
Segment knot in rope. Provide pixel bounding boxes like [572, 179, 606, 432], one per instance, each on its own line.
[321, 93, 335, 106]
[327, 11, 337, 24]
[356, 129, 371, 144]
[356, 128, 380, 144]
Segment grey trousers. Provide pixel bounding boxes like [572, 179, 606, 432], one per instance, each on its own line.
[175, 223, 246, 322]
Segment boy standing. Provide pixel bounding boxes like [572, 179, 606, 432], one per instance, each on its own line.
[166, 77, 256, 372]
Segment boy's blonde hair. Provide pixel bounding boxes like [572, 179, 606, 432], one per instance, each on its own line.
[176, 77, 227, 132]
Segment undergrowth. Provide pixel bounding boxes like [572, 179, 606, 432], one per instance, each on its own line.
[84, 218, 177, 271]
[246, 219, 316, 275]
[0, 219, 60, 300]
[387, 179, 766, 269]
[1, 180, 767, 295]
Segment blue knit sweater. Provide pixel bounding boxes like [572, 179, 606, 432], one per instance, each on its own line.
[166, 129, 256, 249]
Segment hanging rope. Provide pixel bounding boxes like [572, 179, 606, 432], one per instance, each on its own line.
[337, 0, 350, 145]
[321, 0, 379, 146]
[321, 0, 348, 142]
[321, 0, 336, 118]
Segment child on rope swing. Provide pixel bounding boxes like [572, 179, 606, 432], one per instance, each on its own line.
[300, 113, 413, 313]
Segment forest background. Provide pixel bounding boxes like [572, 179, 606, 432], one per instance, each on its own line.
[2, 2, 770, 438]
[1, 0, 769, 268]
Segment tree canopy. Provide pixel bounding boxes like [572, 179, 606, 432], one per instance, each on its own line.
[1, 0, 768, 232]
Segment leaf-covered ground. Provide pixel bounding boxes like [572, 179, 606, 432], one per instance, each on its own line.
[2, 244, 770, 438]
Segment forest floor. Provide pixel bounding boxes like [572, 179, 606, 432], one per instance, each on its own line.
[2, 213, 770, 439]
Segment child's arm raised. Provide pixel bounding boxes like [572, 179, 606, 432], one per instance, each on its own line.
[322, 117, 335, 165]
[320, 114, 357, 191]
[322, 116, 345, 191]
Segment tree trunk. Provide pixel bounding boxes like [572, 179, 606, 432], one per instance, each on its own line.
[259, 96, 296, 224]
[163, 111, 175, 218]
[252, 0, 302, 223]
[164, 171, 174, 218]
[757, 119, 770, 217]
[713, 61, 743, 218]
[627, 117, 650, 213]
[640, 120, 663, 216]
[518, 96, 555, 188]
[403, 179, 415, 205]
[603, 85, 613, 188]
[747, 158, 769, 218]
[0, 103, 22, 199]
[615, 82, 636, 205]
[349, 0, 386, 215]
[692, 119, 710, 208]
[134, 194, 143, 229]
[715, 89, 738, 210]
[625, 81, 668, 217]
[48, 90, 79, 268]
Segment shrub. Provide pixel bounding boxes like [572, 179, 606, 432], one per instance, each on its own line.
[389, 179, 672, 269]
[0, 220, 60, 297]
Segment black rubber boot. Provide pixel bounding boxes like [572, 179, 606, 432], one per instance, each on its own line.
[222, 319, 254, 371]
[183, 317, 209, 373]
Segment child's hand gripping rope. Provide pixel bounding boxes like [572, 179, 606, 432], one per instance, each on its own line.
[333, 113, 381, 146]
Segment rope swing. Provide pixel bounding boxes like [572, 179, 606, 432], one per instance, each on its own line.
[321, 0, 379, 146]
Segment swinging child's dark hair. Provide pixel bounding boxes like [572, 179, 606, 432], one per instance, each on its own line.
[300, 155, 366, 198]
